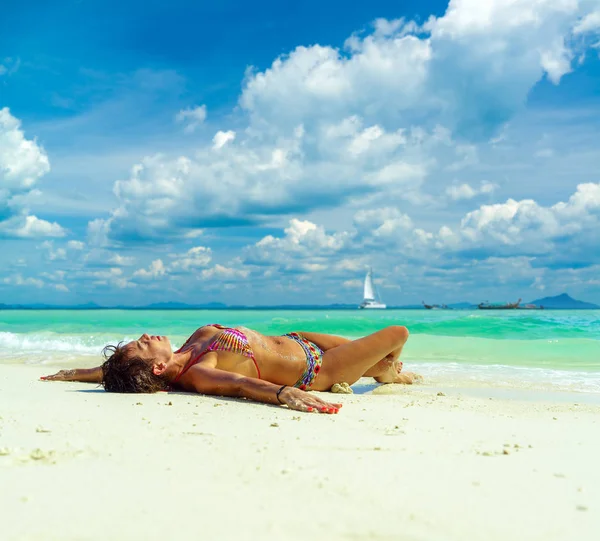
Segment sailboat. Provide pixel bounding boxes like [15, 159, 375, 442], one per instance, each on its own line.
[359, 268, 386, 309]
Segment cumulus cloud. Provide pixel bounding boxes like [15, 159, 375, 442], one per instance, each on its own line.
[82, 267, 136, 289]
[3, 274, 44, 288]
[433, 182, 600, 262]
[170, 246, 212, 271]
[0, 214, 65, 238]
[245, 219, 348, 268]
[353, 207, 414, 241]
[0, 108, 66, 239]
[41, 240, 67, 260]
[212, 130, 236, 150]
[446, 181, 497, 200]
[67, 240, 85, 250]
[573, 9, 600, 34]
[108, 253, 135, 266]
[237, 178, 600, 290]
[241, 0, 595, 134]
[133, 259, 167, 279]
[175, 105, 207, 133]
[0, 108, 50, 191]
[91, 122, 456, 243]
[200, 264, 249, 280]
[89, 1, 600, 246]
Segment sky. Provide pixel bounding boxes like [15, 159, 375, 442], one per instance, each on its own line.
[1, 0, 600, 307]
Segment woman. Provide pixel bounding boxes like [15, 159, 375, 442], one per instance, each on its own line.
[42, 324, 418, 414]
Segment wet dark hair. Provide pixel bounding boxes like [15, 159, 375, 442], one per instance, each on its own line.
[101, 342, 169, 393]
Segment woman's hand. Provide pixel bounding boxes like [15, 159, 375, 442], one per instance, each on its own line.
[40, 369, 78, 381]
[277, 386, 342, 414]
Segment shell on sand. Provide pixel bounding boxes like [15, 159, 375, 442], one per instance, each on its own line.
[330, 382, 353, 394]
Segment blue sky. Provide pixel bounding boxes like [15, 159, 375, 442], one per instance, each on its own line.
[1, 0, 600, 306]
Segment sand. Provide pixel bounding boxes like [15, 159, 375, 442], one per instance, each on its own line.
[1, 364, 599, 541]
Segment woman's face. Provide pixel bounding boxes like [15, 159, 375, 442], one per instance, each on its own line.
[125, 334, 172, 362]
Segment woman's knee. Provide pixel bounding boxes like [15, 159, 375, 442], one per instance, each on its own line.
[386, 325, 409, 344]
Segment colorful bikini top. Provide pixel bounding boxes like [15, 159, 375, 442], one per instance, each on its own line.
[172, 324, 260, 383]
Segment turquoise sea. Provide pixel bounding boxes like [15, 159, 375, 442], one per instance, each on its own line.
[1, 309, 599, 393]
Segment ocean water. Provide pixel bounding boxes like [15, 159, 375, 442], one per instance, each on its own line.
[1, 309, 599, 394]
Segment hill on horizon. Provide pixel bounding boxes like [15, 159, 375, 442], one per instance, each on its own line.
[528, 293, 599, 309]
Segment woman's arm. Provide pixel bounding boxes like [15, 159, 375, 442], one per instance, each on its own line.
[41, 366, 103, 383]
[185, 363, 342, 414]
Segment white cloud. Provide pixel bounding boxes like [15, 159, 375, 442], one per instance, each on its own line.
[184, 228, 204, 238]
[446, 181, 497, 200]
[41, 240, 67, 260]
[108, 254, 135, 266]
[41, 270, 66, 281]
[573, 10, 600, 34]
[244, 218, 349, 273]
[212, 130, 236, 150]
[0, 108, 67, 239]
[0, 108, 49, 189]
[0, 214, 66, 238]
[354, 207, 413, 237]
[133, 259, 167, 279]
[89, 268, 123, 279]
[3, 274, 44, 288]
[435, 182, 600, 256]
[81, 267, 136, 289]
[68, 0, 600, 307]
[92, 121, 455, 242]
[89, 1, 600, 245]
[67, 240, 85, 250]
[175, 105, 207, 133]
[241, 0, 594, 135]
[200, 264, 250, 280]
[170, 246, 212, 271]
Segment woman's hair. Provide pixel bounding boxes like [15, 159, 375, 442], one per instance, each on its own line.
[101, 342, 169, 393]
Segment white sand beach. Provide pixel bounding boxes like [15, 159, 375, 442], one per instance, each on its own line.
[1, 364, 599, 541]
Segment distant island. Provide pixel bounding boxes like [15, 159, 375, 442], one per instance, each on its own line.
[0, 293, 597, 310]
[527, 293, 599, 310]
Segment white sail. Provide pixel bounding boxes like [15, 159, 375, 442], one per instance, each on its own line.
[363, 270, 375, 301]
[359, 268, 386, 309]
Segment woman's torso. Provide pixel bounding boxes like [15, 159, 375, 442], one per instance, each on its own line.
[175, 325, 308, 386]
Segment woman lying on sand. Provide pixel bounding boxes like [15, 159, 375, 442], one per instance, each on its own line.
[42, 324, 419, 414]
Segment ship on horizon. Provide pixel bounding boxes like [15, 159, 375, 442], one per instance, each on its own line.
[477, 298, 544, 310]
[422, 302, 451, 310]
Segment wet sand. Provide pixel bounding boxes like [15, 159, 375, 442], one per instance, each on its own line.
[1, 364, 599, 541]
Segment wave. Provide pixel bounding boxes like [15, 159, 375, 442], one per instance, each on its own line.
[409, 362, 600, 394]
[0, 331, 186, 364]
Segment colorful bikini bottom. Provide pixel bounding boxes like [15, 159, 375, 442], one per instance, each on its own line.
[283, 332, 324, 390]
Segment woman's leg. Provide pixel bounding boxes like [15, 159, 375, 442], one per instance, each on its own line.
[311, 326, 411, 391]
[298, 331, 404, 376]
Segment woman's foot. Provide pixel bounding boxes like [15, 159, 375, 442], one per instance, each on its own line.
[374, 362, 422, 384]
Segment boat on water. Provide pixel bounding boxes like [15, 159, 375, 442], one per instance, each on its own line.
[422, 302, 451, 310]
[478, 298, 522, 310]
[359, 268, 386, 309]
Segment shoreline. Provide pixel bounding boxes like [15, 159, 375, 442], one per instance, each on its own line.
[2, 364, 599, 541]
